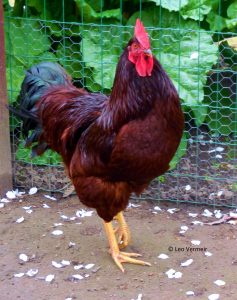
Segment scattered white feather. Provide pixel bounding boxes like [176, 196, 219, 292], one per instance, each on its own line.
[45, 274, 55, 283]
[205, 251, 213, 257]
[228, 220, 237, 225]
[208, 147, 224, 153]
[191, 240, 201, 246]
[19, 253, 28, 262]
[185, 185, 191, 191]
[209, 192, 216, 200]
[85, 263, 95, 270]
[0, 203, 5, 208]
[22, 206, 31, 210]
[69, 241, 76, 247]
[16, 216, 25, 223]
[17, 190, 25, 196]
[181, 259, 193, 267]
[6, 190, 17, 199]
[52, 261, 64, 268]
[42, 203, 50, 209]
[167, 208, 178, 214]
[158, 253, 169, 259]
[60, 215, 76, 221]
[128, 203, 141, 208]
[54, 223, 63, 227]
[14, 272, 25, 278]
[137, 294, 143, 300]
[180, 225, 189, 234]
[60, 215, 69, 220]
[1, 198, 10, 203]
[22, 206, 33, 214]
[215, 154, 222, 159]
[29, 187, 38, 195]
[52, 260, 70, 268]
[190, 52, 198, 59]
[208, 149, 216, 154]
[7, 189, 25, 198]
[202, 209, 213, 217]
[174, 271, 182, 279]
[208, 294, 220, 300]
[26, 269, 38, 277]
[76, 209, 94, 218]
[72, 274, 83, 280]
[51, 230, 63, 236]
[214, 210, 222, 219]
[165, 268, 182, 279]
[44, 195, 57, 201]
[61, 260, 70, 266]
[188, 213, 198, 218]
[154, 206, 162, 211]
[132, 294, 143, 300]
[191, 220, 203, 225]
[186, 291, 195, 296]
[229, 212, 237, 218]
[217, 191, 223, 197]
[65, 298, 73, 300]
[214, 279, 225, 286]
[74, 264, 84, 270]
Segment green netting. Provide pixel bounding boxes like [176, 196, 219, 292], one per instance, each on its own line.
[3, 0, 237, 207]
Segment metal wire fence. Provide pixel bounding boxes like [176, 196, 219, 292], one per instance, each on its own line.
[3, 0, 237, 207]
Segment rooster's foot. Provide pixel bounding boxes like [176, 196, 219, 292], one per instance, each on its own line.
[103, 218, 151, 272]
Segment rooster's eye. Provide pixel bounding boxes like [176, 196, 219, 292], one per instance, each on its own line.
[133, 43, 139, 50]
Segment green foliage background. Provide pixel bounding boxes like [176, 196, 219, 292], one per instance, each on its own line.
[3, 0, 237, 167]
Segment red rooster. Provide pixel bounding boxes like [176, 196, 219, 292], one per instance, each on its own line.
[11, 19, 184, 272]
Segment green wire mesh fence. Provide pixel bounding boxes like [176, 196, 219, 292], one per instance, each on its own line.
[3, 0, 237, 207]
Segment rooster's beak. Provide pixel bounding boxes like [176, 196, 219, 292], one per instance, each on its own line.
[144, 49, 152, 57]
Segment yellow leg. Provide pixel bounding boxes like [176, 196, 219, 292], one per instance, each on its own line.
[114, 212, 131, 249]
[103, 220, 151, 272]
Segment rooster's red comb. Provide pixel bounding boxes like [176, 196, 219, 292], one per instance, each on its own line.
[134, 19, 150, 49]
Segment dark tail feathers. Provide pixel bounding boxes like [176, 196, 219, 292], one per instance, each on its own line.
[9, 62, 72, 157]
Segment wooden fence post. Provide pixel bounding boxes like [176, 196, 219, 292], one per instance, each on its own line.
[0, 0, 13, 196]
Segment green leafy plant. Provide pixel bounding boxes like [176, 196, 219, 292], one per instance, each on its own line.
[169, 133, 188, 170]
[16, 142, 62, 165]
[5, 0, 233, 167]
[5, 18, 57, 99]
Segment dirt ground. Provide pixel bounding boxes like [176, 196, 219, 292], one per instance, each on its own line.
[1, 192, 237, 300]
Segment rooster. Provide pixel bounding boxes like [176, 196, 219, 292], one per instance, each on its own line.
[10, 19, 184, 272]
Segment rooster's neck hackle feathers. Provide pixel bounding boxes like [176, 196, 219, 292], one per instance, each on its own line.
[102, 48, 178, 131]
[100, 19, 178, 130]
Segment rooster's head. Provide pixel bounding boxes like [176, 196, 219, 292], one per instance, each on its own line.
[128, 19, 154, 77]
